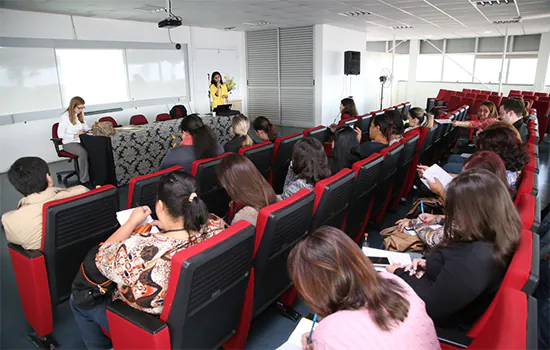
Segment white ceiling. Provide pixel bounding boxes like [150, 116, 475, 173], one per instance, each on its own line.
[1, 0, 549, 40]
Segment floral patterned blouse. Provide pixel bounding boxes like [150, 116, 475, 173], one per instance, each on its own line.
[95, 214, 226, 315]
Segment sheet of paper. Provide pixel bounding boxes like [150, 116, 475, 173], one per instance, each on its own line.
[434, 118, 452, 124]
[460, 153, 472, 158]
[116, 208, 159, 233]
[420, 164, 454, 190]
[362, 247, 412, 266]
[276, 317, 315, 350]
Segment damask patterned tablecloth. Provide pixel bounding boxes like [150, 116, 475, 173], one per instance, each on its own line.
[85, 116, 232, 187]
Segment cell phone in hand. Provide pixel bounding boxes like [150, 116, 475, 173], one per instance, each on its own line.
[369, 256, 391, 266]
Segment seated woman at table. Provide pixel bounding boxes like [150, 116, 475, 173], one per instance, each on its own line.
[253, 116, 277, 143]
[216, 154, 278, 226]
[288, 226, 438, 349]
[281, 137, 331, 199]
[71, 170, 226, 349]
[159, 114, 223, 171]
[58, 96, 91, 184]
[224, 114, 254, 153]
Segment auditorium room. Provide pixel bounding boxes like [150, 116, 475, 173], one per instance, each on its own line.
[1, 0, 549, 349]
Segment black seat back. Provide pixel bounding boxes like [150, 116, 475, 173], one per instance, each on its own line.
[272, 133, 303, 194]
[239, 142, 274, 179]
[192, 154, 230, 218]
[305, 127, 330, 144]
[391, 135, 419, 203]
[42, 186, 119, 304]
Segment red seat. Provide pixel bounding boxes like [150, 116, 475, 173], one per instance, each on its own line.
[9, 186, 119, 343]
[400, 127, 426, 200]
[521, 91, 535, 96]
[107, 221, 256, 350]
[515, 193, 540, 233]
[98, 116, 119, 127]
[490, 91, 500, 96]
[155, 113, 171, 122]
[440, 288, 538, 349]
[51, 123, 80, 186]
[238, 141, 274, 179]
[447, 95, 463, 111]
[271, 132, 303, 194]
[337, 117, 358, 129]
[478, 90, 490, 96]
[310, 168, 355, 232]
[372, 143, 404, 224]
[126, 166, 183, 215]
[517, 170, 537, 197]
[488, 94, 502, 107]
[130, 114, 148, 125]
[508, 89, 521, 97]
[303, 126, 329, 144]
[191, 153, 231, 218]
[471, 89, 481, 94]
[465, 93, 477, 99]
[462, 97, 475, 110]
[523, 154, 539, 174]
[345, 154, 384, 243]
[357, 113, 373, 142]
[535, 92, 548, 98]
[390, 133, 420, 207]
[462, 88, 472, 93]
[436, 89, 448, 99]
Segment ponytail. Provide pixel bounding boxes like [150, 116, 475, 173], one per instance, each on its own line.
[157, 170, 209, 234]
[242, 134, 254, 148]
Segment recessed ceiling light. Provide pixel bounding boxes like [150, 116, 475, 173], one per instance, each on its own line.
[484, 30, 492, 34]
[134, 4, 166, 12]
[477, 0, 513, 5]
[493, 18, 521, 24]
[392, 25, 413, 29]
[339, 10, 371, 17]
[243, 21, 272, 26]
[426, 35, 433, 38]
[224, 27, 236, 31]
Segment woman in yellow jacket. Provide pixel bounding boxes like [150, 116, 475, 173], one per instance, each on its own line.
[209, 71, 229, 110]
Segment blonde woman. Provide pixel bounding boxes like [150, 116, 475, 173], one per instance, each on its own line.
[224, 114, 254, 153]
[58, 96, 90, 184]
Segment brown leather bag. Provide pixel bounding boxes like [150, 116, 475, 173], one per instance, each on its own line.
[380, 225, 425, 253]
[91, 121, 115, 137]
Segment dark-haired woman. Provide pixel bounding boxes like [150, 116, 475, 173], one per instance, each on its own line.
[209, 71, 228, 110]
[71, 170, 226, 348]
[340, 97, 359, 120]
[331, 126, 360, 174]
[217, 154, 278, 226]
[387, 110, 406, 146]
[351, 112, 393, 159]
[253, 116, 277, 143]
[281, 137, 331, 199]
[289, 226, 438, 349]
[159, 114, 223, 171]
[389, 169, 521, 331]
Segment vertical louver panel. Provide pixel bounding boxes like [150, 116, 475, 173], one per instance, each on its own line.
[279, 26, 314, 127]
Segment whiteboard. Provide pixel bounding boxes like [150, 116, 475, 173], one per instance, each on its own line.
[193, 48, 241, 113]
[126, 49, 187, 101]
[0, 47, 62, 115]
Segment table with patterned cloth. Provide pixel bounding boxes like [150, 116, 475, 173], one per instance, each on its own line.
[82, 115, 232, 187]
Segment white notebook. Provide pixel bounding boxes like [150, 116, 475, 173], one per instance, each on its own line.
[276, 317, 315, 350]
[116, 208, 159, 233]
[420, 164, 454, 190]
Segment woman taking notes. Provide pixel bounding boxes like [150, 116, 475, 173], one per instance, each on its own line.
[209, 71, 229, 110]
[58, 96, 90, 184]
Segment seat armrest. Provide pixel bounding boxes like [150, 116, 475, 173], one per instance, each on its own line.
[50, 137, 63, 142]
[437, 327, 472, 349]
[107, 300, 167, 335]
[8, 243, 43, 259]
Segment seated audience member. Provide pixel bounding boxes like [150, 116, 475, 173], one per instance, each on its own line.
[331, 126, 360, 174]
[2, 157, 88, 250]
[289, 226, 439, 349]
[340, 97, 359, 120]
[405, 107, 433, 133]
[452, 101, 498, 134]
[351, 112, 393, 159]
[224, 114, 254, 153]
[476, 125, 529, 189]
[71, 170, 226, 349]
[400, 151, 513, 249]
[387, 110, 406, 146]
[216, 154, 278, 226]
[253, 116, 277, 143]
[281, 137, 331, 199]
[388, 169, 521, 332]
[159, 114, 223, 170]
[499, 98, 528, 143]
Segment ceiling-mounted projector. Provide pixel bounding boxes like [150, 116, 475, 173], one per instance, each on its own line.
[158, 18, 182, 29]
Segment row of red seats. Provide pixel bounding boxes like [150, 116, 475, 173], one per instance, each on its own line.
[98, 113, 173, 127]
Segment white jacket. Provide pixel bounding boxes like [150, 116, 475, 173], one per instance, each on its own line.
[58, 111, 89, 144]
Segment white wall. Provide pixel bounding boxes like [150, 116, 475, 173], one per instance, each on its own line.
[0, 9, 246, 173]
[315, 25, 369, 127]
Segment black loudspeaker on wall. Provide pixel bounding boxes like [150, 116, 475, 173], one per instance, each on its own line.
[344, 51, 361, 75]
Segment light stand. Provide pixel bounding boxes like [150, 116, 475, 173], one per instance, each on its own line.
[379, 75, 387, 111]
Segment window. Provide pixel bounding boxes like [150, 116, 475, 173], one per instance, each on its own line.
[416, 55, 443, 81]
[507, 57, 537, 85]
[56, 49, 129, 106]
[474, 56, 508, 84]
[393, 54, 409, 81]
[443, 54, 474, 82]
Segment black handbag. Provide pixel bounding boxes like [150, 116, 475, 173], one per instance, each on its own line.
[71, 245, 115, 310]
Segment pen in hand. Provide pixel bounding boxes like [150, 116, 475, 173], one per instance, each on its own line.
[307, 314, 318, 345]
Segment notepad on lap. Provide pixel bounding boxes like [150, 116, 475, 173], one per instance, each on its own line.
[420, 164, 454, 190]
[116, 208, 159, 233]
[362, 247, 412, 272]
[276, 317, 315, 349]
